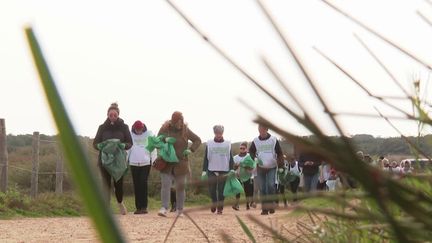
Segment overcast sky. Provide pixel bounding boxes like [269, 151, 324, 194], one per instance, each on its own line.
[1, 0, 431, 142]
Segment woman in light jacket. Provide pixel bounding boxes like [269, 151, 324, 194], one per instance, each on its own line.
[128, 120, 157, 214]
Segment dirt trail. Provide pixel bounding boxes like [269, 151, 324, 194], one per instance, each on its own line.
[0, 207, 300, 242]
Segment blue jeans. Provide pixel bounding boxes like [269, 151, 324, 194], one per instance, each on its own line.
[257, 167, 276, 211]
[303, 173, 319, 193]
[208, 171, 228, 210]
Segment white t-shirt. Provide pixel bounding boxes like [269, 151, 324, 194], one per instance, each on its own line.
[207, 140, 231, 172]
[128, 131, 157, 166]
[288, 161, 301, 176]
[253, 135, 277, 168]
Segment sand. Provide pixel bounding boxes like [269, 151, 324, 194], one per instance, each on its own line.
[0, 206, 301, 242]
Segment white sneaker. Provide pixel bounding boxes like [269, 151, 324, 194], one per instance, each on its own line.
[176, 209, 184, 218]
[158, 207, 167, 217]
[118, 202, 127, 215]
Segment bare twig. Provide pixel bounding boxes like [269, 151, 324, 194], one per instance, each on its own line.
[256, 0, 347, 138]
[425, 0, 432, 8]
[313, 46, 414, 117]
[282, 225, 306, 243]
[417, 10, 432, 27]
[246, 214, 292, 242]
[261, 56, 308, 119]
[353, 34, 410, 97]
[374, 107, 432, 161]
[163, 214, 180, 243]
[183, 212, 211, 243]
[321, 0, 432, 70]
[166, 0, 329, 139]
[330, 111, 421, 121]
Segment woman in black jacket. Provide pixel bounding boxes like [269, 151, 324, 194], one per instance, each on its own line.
[93, 103, 132, 215]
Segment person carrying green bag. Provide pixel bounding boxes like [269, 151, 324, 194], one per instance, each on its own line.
[128, 120, 157, 215]
[93, 103, 132, 215]
[156, 111, 201, 217]
[99, 138, 128, 182]
[202, 125, 234, 215]
[223, 169, 244, 198]
[232, 142, 255, 210]
[146, 135, 179, 163]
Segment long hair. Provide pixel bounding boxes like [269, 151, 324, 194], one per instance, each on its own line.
[161, 120, 188, 140]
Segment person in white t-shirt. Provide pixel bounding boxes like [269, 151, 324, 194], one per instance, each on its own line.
[202, 125, 234, 214]
[249, 124, 284, 215]
[128, 120, 157, 214]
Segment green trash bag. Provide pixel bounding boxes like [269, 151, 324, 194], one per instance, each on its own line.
[278, 169, 299, 186]
[223, 170, 244, 197]
[240, 155, 256, 169]
[158, 138, 179, 163]
[100, 139, 128, 182]
[238, 155, 256, 182]
[146, 135, 165, 152]
[146, 135, 179, 163]
[238, 167, 252, 182]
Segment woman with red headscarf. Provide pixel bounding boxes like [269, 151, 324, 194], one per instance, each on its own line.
[128, 120, 157, 214]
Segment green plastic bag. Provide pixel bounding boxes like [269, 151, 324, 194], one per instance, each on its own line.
[158, 141, 179, 163]
[240, 155, 256, 169]
[238, 167, 252, 182]
[278, 169, 299, 186]
[146, 135, 179, 163]
[223, 170, 244, 197]
[238, 155, 256, 182]
[100, 139, 128, 182]
[146, 135, 165, 152]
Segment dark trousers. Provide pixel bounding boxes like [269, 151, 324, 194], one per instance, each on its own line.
[208, 171, 227, 210]
[276, 184, 287, 206]
[235, 179, 254, 205]
[290, 177, 300, 201]
[170, 188, 176, 209]
[100, 166, 124, 203]
[317, 181, 327, 191]
[131, 165, 151, 210]
[243, 179, 254, 204]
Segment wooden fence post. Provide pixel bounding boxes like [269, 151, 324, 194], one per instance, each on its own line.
[30, 131, 40, 198]
[55, 146, 63, 194]
[0, 119, 8, 192]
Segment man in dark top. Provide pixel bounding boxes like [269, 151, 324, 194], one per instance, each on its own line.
[298, 151, 322, 193]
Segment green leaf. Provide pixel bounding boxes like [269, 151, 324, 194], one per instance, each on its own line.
[24, 26, 125, 243]
[236, 215, 256, 243]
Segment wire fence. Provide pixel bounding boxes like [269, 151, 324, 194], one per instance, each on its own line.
[0, 130, 68, 196]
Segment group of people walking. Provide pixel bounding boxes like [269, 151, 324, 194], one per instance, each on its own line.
[93, 103, 201, 216]
[93, 102, 307, 216]
[97, 102, 398, 217]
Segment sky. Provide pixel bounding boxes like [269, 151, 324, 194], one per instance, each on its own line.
[1, 0, 432, 142]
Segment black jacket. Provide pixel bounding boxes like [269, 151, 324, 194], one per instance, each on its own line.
[298, 152, 322, 175]
[93, 118, 132, 165]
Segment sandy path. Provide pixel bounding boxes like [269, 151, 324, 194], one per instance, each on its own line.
[0, 207, 300, 242]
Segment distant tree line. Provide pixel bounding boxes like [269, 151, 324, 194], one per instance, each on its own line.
[4, 133, 431, 195]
